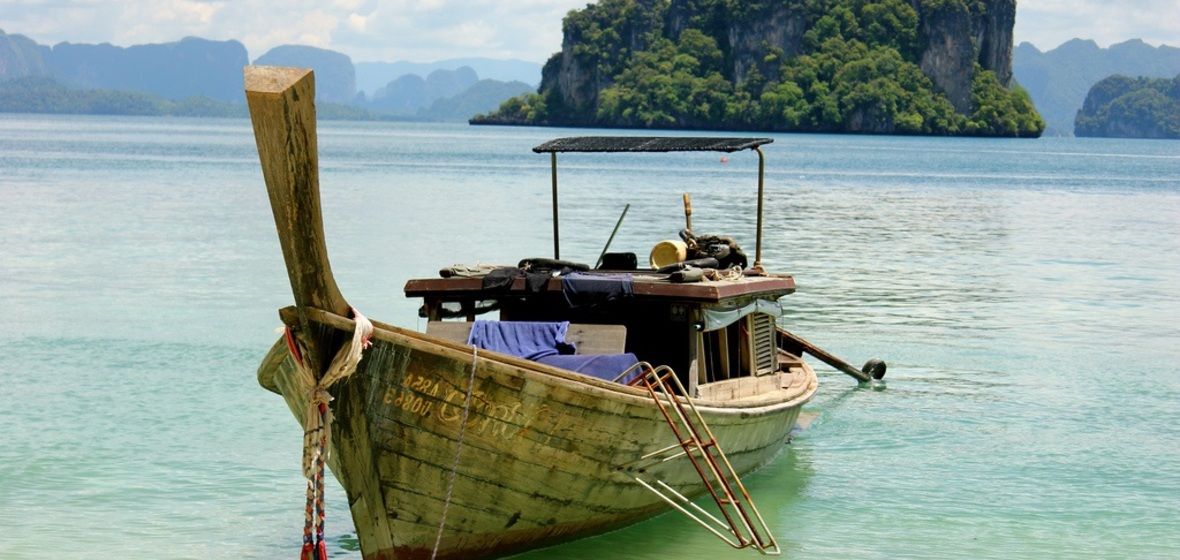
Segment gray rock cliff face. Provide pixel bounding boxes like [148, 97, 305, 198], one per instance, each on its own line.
[915, 0, 977, 113]
[972, 0, 1015, 86]
[542, 0, 660, 116]
[544, 41, 596, 114]
[915, 0, 1015, 113]
[726, 4, 808, 85]
[541, 0, 1017, 117]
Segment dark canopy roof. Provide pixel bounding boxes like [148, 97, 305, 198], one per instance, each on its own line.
[533, 136, 773, 154]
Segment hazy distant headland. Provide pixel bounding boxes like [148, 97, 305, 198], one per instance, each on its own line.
[0, 28, 535, 121]
[1013, 39, 1180, 136]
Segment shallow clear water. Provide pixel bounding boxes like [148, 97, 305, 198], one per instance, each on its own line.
[1, 114, 1178, 559]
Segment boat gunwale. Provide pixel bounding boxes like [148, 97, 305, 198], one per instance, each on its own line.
[270, 305, 818, 415]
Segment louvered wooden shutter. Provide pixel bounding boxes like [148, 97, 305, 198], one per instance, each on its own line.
[750, 313, 777, 375]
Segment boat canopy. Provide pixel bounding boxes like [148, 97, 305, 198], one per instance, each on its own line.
[532, 136, 774, 268]
[532, 136, 773, 154]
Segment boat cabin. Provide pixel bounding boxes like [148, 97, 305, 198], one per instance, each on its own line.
[404, 137, 799, 396]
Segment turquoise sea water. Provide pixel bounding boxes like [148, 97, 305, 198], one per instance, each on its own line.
[1, 114, 1178, 559]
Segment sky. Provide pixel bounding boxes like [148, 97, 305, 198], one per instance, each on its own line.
[3, 0, 1178, 64]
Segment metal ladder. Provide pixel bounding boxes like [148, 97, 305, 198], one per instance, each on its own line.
[616, 362, 780, 554]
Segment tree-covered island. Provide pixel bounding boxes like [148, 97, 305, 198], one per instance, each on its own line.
[474, 0, 1044, 136]
[1075, 74, 1180, 139]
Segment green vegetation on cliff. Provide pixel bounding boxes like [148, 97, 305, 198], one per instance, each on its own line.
[1074, 74, 1180, 139]
[476, 0, 1043, 136]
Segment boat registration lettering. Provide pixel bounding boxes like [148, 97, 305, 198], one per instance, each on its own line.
[382, 373, 526, 439]
[439, 387, 524, 438]
[382, 373, 441, 417]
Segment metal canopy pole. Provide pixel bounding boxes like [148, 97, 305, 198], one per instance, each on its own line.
[754, 147, 765, 269]
[551, 151, 560, 260]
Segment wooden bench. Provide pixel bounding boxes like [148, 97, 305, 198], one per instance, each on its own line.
[426, 321, 627, 355]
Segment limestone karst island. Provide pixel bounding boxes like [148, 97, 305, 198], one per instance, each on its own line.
[475, 0, 1045, 137]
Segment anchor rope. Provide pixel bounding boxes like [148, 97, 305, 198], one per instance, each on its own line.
[431, 346, 480, 560]
[285, 307, 374, 560]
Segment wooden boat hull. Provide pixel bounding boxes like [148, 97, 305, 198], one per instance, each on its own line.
[259, 313, 817, 560]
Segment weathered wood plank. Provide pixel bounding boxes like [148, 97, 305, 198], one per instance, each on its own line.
[245, 65, 350, 372]
[259, 309, 812, 559]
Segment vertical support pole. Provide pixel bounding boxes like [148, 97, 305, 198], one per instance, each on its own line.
[687, 308, 702, 396]
[551, 151, 560, 260]
[753, 147, 765, 269]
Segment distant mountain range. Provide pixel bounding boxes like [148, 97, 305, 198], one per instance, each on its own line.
[355, 59, 540, 95]
[1013, 39, 1180, 136]
[2, 26, 1178, 132]
[0, 28, 537, 120]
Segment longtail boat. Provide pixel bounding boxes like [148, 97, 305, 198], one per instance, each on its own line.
[246, 66, 883, 560]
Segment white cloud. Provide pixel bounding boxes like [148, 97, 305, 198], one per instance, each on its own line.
[347, 13, 369, 33]
[112, 1, 226, 46]
[1015, 0, 1180, 50]
[3, 0, 1177, 63]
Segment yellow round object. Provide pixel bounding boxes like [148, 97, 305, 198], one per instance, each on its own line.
[649, 240, 688, 268]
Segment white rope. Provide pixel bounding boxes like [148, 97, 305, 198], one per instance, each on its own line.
[704, 266, 745, 282]
[291, 307, 375, 478]
[431, 346, 480, 560]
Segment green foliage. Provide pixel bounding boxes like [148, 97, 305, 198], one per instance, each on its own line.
[595, 30, 732, 127]
[474, 92, 551, 124]
[481, 0, 1043, 136]
[965, 67, 1045, 137]
[564, 0, 665, 84]
[1075, 74, 1180, 139]
[0, 76, 165, 114]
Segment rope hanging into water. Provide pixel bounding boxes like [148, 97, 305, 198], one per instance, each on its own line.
[285, 307, 374, 560]
[430, 346, 480, 560]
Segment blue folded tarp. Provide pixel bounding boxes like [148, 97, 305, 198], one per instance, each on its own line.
[467, 320, 640, 383]
[536, 353, 641, 384]
[467, 320, 575, 360]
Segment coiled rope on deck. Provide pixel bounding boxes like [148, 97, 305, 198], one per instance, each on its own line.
[283, 307, 374, 560]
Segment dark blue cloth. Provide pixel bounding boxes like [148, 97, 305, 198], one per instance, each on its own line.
[466, 320, 574, 360]
[561, 272, 634, 309]
[536, 353, 641, 384]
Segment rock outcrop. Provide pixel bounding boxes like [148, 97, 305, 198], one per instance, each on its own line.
[541, 0, 1018, 118]
[725, 5, 809, 85]
[916, 0, 1016, 113]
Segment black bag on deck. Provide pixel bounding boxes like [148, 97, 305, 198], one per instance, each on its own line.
[679, 229, 747, 270]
